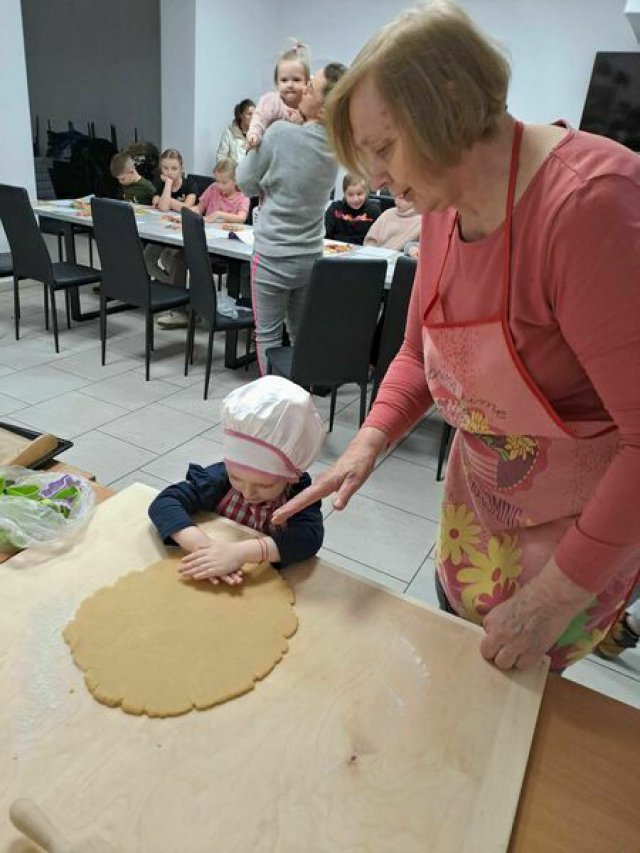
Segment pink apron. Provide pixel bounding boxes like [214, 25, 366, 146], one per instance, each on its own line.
[422, 122, 638, 670]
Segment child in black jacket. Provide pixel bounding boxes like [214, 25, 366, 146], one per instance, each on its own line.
[149, 376, 325, 586]
[325, 173, 379, 245]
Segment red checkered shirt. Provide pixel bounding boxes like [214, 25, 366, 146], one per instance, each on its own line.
[216, 487, 287, 533]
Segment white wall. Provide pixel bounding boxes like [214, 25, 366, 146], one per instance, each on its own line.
[273, 0, 639, 127]
[0, 0, 35, 252]
[160, 0, 196, 168]
[21, 0, 161, 149]
[191, 0, 277, 175]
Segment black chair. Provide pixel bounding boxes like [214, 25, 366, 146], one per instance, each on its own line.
[91, 198, 190, 380]
[0, 253, 13, 279]
[181, 208, 255, 399]
[437, 422, 455, 481]
[266, 258, 386, 430]
[187, 173, 214, 197]
[369, 255, 416, 409]
[35, 157, 94, 264]
[0, 183, 101, 352]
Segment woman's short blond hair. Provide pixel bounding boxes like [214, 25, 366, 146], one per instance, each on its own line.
[326, 1, 511, 173]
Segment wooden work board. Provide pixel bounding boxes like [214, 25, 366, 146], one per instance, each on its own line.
[0, 484, 548, 853]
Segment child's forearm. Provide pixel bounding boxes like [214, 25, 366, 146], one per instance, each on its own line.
[156, 184, 173, 212]
[218, 210, 247, 224]
[235, 536, 280, 564]
[172, 525, 212, 552]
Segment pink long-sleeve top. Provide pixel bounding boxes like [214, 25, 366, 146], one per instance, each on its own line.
[366, 128, 640, 595]
[248, 91, 301, 144]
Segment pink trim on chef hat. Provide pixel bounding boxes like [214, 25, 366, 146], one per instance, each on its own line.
[221, 376, 325, 481]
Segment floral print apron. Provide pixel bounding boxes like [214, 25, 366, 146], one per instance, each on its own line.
[422, 122, 638, 670]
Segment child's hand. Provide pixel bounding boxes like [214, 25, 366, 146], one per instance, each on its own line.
[289, 110, 304, 126]
[245, 133, 259, 150]
[178, 542, 246, 585]
[204, 211, 222, 223]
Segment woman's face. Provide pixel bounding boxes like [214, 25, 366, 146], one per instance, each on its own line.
[349, 76, 453, 215]
[240, 106, 254, 133]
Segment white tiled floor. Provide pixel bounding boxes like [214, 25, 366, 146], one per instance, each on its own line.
[1, 243, 638, 709]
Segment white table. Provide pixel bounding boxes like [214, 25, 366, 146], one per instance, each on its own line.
[32, 200, 401, 298]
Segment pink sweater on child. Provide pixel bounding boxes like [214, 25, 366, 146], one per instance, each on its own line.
[364, 206, 421, 252]
[248, 91, 302, 143]
[365, 127, 640, 595]
[198, 184, 249, 217]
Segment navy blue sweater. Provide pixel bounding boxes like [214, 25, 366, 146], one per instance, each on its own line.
[148, 462, 323, 568]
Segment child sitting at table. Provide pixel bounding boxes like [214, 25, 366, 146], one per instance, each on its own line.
[146, 148, 197, 327]
[148, 376, 325, 586]
[152, 148, 198, 212]
[363, 195, 421, 253]
[325, 174, 380, 245]
[196, 159, 250, 225]
[110, 152, 156, 205]
[245, 43, 310, 149]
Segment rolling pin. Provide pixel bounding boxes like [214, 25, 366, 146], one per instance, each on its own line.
[10, 434, 58, 468]
[9, 799, 119, 853]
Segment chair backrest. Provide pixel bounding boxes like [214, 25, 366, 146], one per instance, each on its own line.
[290, 258, 386, 386]
[181, 207, 217, 322]
[0, 183, 53, 283]
[187, 173, 214, 198]
[371, 255, 416, 401]
[91, 197, 151, 306]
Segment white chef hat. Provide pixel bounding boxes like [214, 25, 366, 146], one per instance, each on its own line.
[222, 376, 326, 482]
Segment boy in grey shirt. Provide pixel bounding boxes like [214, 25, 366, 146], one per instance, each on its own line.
[237, 62, 347, 372]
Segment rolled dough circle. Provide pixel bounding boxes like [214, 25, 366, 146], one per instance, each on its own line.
[63, 558, 298, 717]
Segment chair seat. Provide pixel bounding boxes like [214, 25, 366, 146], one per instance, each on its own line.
[211, 310, 254, 331]
[149, 281, 191, 311]
[51, 261, 101, 288]
[0, 252, 12, 277]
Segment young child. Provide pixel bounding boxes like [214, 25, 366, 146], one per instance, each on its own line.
[245, 43, 310, 149]
[146, 149, 196, 327]
[196, 159, 250, 225]
[110, 152, 156, 205]
[363, 195, 421, 252]
[148, 376, 325, 586]
[152, 148, 198, 212]
[325, 174, 380, 245]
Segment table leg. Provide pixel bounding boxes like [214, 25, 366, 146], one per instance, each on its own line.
[224, 328, 256, 370]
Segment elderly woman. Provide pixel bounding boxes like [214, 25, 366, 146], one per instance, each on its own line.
[272, 2, 640, 673]
[216, 99, 256, 166]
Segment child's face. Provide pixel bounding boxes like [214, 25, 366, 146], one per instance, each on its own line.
[226, 462, 288, 505]
[394, 195, 415, 214]
[344, 182, 368, 211]
[277, 59, 307, 108]
[160, 157, 182, 185]
[117, 166, 140, 186]
[215, 171, 236, 197]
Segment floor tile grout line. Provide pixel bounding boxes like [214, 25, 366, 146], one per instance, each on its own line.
[320, 546, 410, 585]
[586, 654, 640, 683]
[348, 490, 441, 525]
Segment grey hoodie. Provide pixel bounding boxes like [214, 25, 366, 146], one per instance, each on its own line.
[237, 120, 337, 258]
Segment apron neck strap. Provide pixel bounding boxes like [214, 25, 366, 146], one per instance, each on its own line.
[501, 120, 524, 315]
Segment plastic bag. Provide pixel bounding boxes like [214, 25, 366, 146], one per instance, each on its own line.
[217, 293, 252, 320]
[0, 467, 96, 550]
